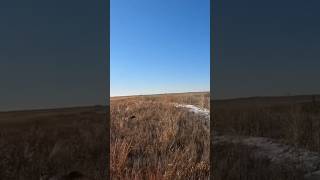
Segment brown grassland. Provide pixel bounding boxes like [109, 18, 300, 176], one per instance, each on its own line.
[0, 106, 108, 179]
[214, 95, 320, 151]
[213, 95, 320, 180]
[110, 92, 210, 180]
[0, 92, 210, 180]
[2, 92, 318, 179]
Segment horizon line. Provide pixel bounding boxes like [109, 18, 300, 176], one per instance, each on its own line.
[213, 93, 320, 101]
[110, 90, 210, 98]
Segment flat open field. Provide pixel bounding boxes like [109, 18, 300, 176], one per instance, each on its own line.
[111, 92, 210, 179]
[0, 106, 108, 179]
[213, 95, 320, 180]
[5, 92, 318, 179]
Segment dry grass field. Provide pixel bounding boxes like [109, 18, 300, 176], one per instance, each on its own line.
[5, 92, 318, 179]
[110, 92, 210, 179]
[0, 92, 209, 180]
[0, 106, 108, 179]
[213, 95, 320, 180]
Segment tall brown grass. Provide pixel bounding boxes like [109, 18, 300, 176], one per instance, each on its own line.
[213, 97, 320, 179]
[0, 107, 108, 179]
[214, 102, 320, 152]
[110, 93, 210, 179]
[213, 142, 304, 180]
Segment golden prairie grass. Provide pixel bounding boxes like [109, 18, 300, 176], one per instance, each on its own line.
[110, 93, 210, 179]
[214, 100, 320, 152]
[0, 106, 108, 179]
[213, 96, 320, 180]
[111, 92, 210, 110]
[0, 92, 209, 179]
[212, 142, 304, 180]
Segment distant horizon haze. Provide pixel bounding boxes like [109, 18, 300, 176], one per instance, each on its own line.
[110, 90, 210, 98]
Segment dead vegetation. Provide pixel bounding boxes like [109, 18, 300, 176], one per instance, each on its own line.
[213, 95, 320, 179]
[0, 106, 108, 179]
[110, 92, 210, 179]
[212, 142, 304, 180]
[214, 97, 320, 152]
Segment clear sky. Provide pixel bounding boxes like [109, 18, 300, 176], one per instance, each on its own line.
[110, 0, 210, 97]
[0, 0, 107, 111]
[214, 0, 320, 99]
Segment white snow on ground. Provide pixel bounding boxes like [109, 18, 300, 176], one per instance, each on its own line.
[214, 135, 320, 173]
[174, 103, 210, 131]
[174, 103, 210, 121]
[175, 103, 320, 179]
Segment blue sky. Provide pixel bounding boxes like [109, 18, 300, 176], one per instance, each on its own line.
[110, 0, 210, 96]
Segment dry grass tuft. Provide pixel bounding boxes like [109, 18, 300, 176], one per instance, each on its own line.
[110, 93, 210, 179]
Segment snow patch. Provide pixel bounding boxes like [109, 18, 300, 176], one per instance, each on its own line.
[214, 135, 320, 174]
[173, 104, 209, 119]
[175, 103, 320, 177]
